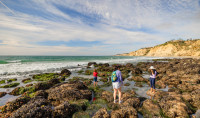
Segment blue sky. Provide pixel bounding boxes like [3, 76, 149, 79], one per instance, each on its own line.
[0, 0, 200, 55]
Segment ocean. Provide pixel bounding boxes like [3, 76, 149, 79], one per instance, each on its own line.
[0, 56, 164, 80]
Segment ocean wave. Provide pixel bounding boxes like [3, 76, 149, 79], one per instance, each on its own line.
[6, 60, 22, 63]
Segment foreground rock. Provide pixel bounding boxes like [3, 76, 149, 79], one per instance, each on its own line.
[47, 81, 92, 106]
[111, 106, 137, 118]
[92, 108, 110, 118]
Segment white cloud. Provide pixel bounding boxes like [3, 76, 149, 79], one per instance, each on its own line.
[0, 0, 199, 55]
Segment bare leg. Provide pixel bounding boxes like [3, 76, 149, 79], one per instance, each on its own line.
[118, 87, 122, 102]
[96, 82, 98, 86]
[94, 82, 95, 87]
[113, 89, 117, 102]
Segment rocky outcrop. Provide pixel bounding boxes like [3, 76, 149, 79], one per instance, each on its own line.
[60, 69, 71, 76]
[116, 39, 200, 57]
[10, 97, 52, 118]
[47, 81, 92, 105]
[111, 106, 137, 118]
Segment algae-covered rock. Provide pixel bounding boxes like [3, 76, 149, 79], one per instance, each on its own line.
[53, 101, 79, 118]
[7, 78, 17, 83]
[10, 97, 52, 118]
[102, 91, 113, 103]
[33, 73, 59, 81]
[0, 80, 6, 84]
[2, 96, 30, 113]
[140, 99, 161, 117]
[92, 108, 110, 118]
[111, 106, 137, 118]
[0, 82, 20, 88]
[47, 81, 92, 105]
[22, 78, 33, 83]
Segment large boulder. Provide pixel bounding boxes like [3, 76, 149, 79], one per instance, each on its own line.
[47, 82, 92, 105]
[10, 97, 52, 118]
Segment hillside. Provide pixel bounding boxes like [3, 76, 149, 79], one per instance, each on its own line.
[116, 39, 200, 57]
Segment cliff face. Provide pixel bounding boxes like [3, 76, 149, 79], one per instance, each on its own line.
[116, 39, 200, 57]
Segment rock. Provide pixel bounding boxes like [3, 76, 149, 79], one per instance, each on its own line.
[88, 62, 97, 67]
[190, 89, 200, 109]
[132, 68, 142, 75]
[47, 78, 60, 85]
[22, 78, 32, 83]
[156, 80, 166, 88]
[53, 101, 79, 118]
[34, 82, 50, 91]
[131, 76, 147, 82]
[140, 99, 161, 117]
[60, 69, 71, 76]
[102, 91, 113, 103]
[47, 82, 92, 105]
[2, 96, 30, 113]
[92, 108, 110, 118]
[126, 63, 133, 68]
[9, 87, 23, 96]
[25, 84, 33, 87]
[120, 97, 140, 109]
[10, 97, 52, 118]
[0, 92, 6, 98]
[159, 92, 191, 118]
[111, 106, 137, 118]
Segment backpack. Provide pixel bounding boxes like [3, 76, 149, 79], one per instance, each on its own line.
[111, 71, 118, 82]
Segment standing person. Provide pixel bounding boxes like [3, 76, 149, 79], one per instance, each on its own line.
[93, 69, 98, 87]
[149, 66, 157, 93]
[111, 66, 123, 104]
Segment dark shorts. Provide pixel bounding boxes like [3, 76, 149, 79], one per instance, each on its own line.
[94, 77, 97, 82]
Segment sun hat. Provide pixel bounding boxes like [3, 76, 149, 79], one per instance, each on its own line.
[149, 66, 155, 69]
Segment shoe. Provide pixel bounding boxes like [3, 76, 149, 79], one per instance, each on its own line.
[119, 100, 123, 104]
[114, 100, 118, 103]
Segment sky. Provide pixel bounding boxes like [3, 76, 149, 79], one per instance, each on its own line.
[0, 0, 200, 56]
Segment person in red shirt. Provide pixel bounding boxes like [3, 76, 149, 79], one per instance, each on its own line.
[93, 69, 98, 87]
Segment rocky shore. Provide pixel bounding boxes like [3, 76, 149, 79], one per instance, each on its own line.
[0, 58, 200, 118]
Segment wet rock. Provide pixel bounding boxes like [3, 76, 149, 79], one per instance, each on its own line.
[102, 91, 113, 103]
[0, 92, 6, 98]
[21, 78, 32, 83]
[88, 62, 97, 67]
[47, 82, 92, 105]
[140, 99, 161, 117]
[9, 87, 23, 96]
[53, 101, 79, 118]
[120, 97, 140, 109]
[10, 97, 52, 118]
[7, 78, 17, 83]
[60, 69, 71, 76]
[132, 68, 142, 75]
[111, 106, 137, 118]
[125, 63, 133, 68]
[47, 78, 60, 85]
[92, 108, 110, 118]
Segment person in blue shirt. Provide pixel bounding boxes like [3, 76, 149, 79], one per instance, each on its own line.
[112, 66, 123, 104]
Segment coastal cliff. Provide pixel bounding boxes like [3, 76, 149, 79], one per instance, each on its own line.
[116, 39, 200, 57]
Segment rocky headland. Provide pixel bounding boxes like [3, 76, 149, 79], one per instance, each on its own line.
[116, 39, 200, 57]
[0, 58, 200, 118]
